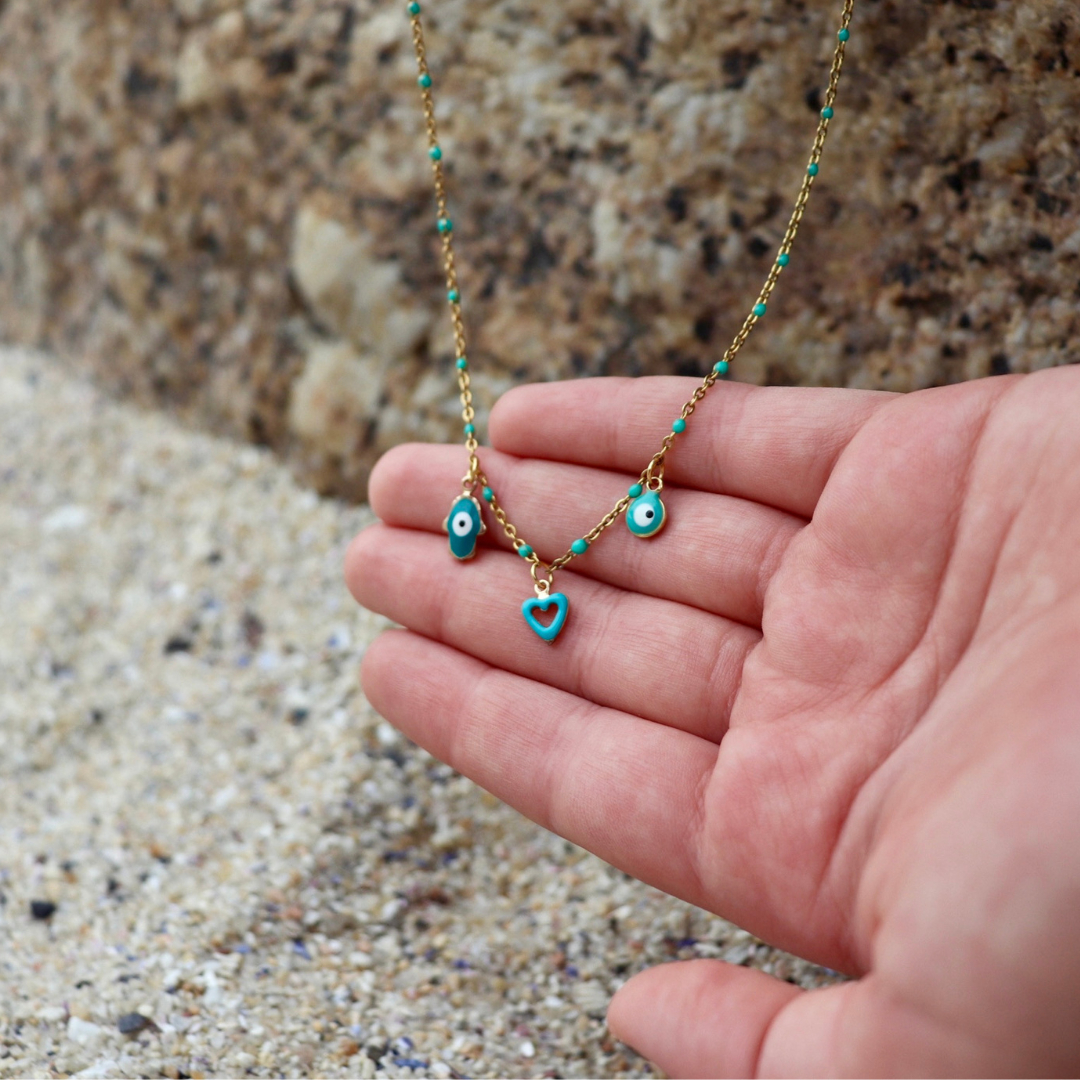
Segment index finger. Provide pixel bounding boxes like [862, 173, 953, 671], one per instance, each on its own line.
[489, 377, 892, 518]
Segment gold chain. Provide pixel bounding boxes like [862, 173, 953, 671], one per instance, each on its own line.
[408, 0, 855, 584]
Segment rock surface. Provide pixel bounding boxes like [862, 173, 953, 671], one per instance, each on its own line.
[0, 1, 1078, 497]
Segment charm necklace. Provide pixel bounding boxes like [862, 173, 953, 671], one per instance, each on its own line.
[407, 1, 855, 642]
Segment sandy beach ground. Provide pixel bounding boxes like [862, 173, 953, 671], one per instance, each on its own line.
[0, 348, 836, 1079]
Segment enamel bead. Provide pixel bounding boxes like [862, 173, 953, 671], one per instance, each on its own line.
[628, 483, 643, 498]
[714, 360, 730, 375]
[838, 28, 849, 41]
[672, 418, 687, 434]
[808, 163, 819, 177]
[456, 357, 467, 369]
[429, 146, 442, 161]
[518, 545, 533, 558]
[571, 538, 589, 555]
[482, 486, 493, 501]
[448, 289, 459, 303]
[777, 253, 790, 267]
[753, 302, 767, 316]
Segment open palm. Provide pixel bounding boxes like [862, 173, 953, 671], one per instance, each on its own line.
[345, 367, 1080, 1077]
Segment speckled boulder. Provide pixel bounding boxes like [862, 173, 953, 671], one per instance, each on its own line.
[0, 0, 1077, 498]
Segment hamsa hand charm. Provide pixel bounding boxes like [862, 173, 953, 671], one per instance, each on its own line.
[443, 494, 487, 560]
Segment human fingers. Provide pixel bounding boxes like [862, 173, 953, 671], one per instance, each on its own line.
[346, 524, 756, 741]
[488, 377, 892, 519]
[360, 629, 719, 910]
[368, 442, 801, 627]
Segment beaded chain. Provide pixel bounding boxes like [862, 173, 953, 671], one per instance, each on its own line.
[406, 0, 855, 641]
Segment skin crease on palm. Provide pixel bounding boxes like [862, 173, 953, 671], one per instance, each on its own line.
[343, 366, 1080, 1078]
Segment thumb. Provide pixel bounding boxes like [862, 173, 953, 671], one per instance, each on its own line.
[607, 959, 867, 1078]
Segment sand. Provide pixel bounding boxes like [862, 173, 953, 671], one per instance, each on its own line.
[0, 347, 836, 1079]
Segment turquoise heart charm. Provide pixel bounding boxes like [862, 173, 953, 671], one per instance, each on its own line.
[443, 494, 486, 560]
[522, 592, 569, 642]
[627, 489, 667, 538]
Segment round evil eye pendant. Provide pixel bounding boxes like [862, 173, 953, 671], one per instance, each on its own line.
[443, 494, 487, 560]
[626, 489, 667, 538]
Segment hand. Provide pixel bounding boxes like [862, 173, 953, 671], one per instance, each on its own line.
[344, 368, 1080, 1077]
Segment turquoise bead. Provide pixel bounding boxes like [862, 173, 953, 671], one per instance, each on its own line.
[808, 162, 819, 177]
[628, 483, 643, 498]
[838, 27, 849, 42]
[407, 1, 420, 13]
[464, 423, 475, 436]
[437, 217, 453, 233]
[627, 489, 667, 538]
[456, 357, 467, 370]
[714, 360, 729, 375]
[672, 418, 687, 434]
[753, 303, 767, 317]
[821, 106, 833, 119]
[518, 545, 533, 558]
[429, 146, 442, 161]
[777, 253, 790, 267]
[571, 538, 589, 555]
[482, 486, 493, 502]
[418, 73, 432, 88]
[448, 289, 460, 303]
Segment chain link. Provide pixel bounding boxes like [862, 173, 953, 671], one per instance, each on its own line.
[408, 0, 855, 584]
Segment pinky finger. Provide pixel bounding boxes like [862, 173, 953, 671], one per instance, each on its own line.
[359, 629, 721, 910]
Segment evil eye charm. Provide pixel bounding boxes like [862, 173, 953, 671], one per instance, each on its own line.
[626, 489, 667, 538]
[443, 495, 487, 560]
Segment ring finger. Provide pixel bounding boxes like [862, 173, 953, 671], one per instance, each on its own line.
[345, 524, 758, 742]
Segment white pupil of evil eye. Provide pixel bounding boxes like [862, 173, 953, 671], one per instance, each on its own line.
[632, 503, 655, 527]
[452, 511, 474, 536]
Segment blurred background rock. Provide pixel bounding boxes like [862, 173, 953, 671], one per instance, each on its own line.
[0, 0, 1077, 500]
